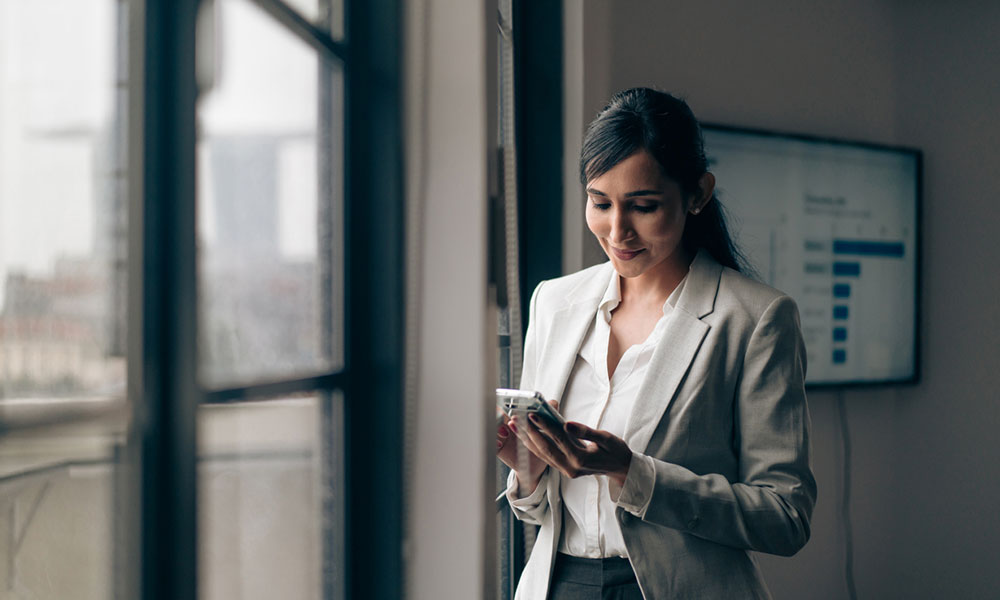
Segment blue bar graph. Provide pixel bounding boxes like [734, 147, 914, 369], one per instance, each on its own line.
[833, 349, 847, 364]
[833, 283, 851, 298]
[833, 305, 849, 320]
[833, 262, 861, 277]
[833, 239, 905, 258]
[833, 327, 847, 342]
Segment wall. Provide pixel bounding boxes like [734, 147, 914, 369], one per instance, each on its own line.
[568, 1, 1000, 597]
[887, 1, 1000, 597]
[405, 0, 496, 598]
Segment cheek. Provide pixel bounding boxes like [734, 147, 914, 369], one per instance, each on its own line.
[647, 213, 686, 243]
[585, 207, 605, 237]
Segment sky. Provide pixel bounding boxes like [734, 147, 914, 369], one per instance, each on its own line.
[0, 0, 325, 307]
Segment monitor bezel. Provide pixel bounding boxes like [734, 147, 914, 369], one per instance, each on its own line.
[702, 123, 923, 389]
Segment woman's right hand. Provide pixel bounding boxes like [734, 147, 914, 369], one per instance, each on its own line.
[496, 402, 559, 496]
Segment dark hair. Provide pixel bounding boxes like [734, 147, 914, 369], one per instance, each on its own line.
[580, 87, 751, 274]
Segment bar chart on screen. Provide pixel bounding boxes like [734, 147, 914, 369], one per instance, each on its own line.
[705, 127, 919, 385]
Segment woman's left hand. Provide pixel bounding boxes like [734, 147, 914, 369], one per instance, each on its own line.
[509, 413, 633, 491]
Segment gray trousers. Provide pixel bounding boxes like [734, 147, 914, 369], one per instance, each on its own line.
[547, 553, 643, 600]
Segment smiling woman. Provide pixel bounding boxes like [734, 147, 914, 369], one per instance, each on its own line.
[585, 150, 702, 282]
[580, 88, 748, 277]
[497, 88, 816, 600]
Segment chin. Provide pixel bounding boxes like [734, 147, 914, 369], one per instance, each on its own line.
[609, 258, 647, 277]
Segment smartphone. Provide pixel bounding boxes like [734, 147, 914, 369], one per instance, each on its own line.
[496, 388, 566, 427]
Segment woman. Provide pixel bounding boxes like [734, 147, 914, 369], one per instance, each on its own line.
[496, 88, 816, 599]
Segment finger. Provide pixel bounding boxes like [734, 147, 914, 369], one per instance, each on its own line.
[526, 412, 560, 439]
[530, 413, 584, 455]
[508, 417, 544, 459]
[527, 409, 578, 449]
[565, 421, 615, 449]
[496, 425, 509, 451]
[514, 414, 560, 452]
[525, 428, 580, 480]
[519, 416, 570, 469]
[516, 431, 556, 471]
[496, 432, 521, 469]
[518, 416, 556, 456]
[496, 421, 520, 453]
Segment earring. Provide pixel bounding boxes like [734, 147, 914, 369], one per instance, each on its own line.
[691, 207, 701, 215]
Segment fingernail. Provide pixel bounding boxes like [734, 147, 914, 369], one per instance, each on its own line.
[498, 424, 509, 438]
[528, 414, 540, 425]
[508, 420, 518, 433]
[497, 440, 503, 450]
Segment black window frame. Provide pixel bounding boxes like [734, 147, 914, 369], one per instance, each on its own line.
[132, 1, 404, 599]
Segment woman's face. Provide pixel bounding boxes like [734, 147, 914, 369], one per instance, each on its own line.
[585, 150, 698, 280]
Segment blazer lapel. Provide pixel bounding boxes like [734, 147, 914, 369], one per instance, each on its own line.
[534, 263, 612, 404]
[623, 310, 709, 451]
[623, 249, 723, 452]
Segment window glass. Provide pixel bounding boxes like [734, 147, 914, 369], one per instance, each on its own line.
[0, 0, 127, 402]
[0, 416, 123, 599]
[198, 395, 328, 600]
[0, 1, 128, 598]
[197, 0, 344, 387]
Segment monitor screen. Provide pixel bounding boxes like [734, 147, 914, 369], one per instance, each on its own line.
[703, 125, 921, 386]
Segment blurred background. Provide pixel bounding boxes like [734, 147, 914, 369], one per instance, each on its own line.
[0, 1, 997, 599]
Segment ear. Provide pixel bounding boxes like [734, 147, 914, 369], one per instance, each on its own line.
[689, 172, 716, 215]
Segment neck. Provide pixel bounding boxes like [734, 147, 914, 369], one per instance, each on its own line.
[620, 247, 694, 306]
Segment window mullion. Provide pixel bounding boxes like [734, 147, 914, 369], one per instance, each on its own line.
[246, 0, 348, 62]
[127, 1, 201, 599]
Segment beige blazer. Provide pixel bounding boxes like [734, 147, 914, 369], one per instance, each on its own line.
[508, 249, 817, 600]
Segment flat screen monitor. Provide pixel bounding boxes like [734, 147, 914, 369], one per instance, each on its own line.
[703, 125, 921, 386]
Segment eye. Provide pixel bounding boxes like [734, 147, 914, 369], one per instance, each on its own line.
[632, 204, 658, 214]
[589, 199, 611, 211]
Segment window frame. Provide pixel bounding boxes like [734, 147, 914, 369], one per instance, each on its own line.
[128, 1, 404, 600]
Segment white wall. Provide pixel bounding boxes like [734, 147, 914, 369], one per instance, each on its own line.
[405, 1, 496, 598]
[569, 1, 1000, 597]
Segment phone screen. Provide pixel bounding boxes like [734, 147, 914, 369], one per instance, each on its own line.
[496, 389, 565, 426]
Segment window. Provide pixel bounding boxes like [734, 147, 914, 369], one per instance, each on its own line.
[0, 0, 403, 598]
[0, 2, 128, 597]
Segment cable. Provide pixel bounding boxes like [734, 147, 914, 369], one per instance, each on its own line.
[499, 1, 523, 388]
[401, 0, 431, 596]
[836, 389, 858, 600]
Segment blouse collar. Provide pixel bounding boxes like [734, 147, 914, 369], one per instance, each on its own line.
[598, 268, 689, 319]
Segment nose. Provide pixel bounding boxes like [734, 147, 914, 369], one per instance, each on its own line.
[608, 205, 633, 244]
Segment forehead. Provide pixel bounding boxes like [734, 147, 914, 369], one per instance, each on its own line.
[587, 150, 674, 192]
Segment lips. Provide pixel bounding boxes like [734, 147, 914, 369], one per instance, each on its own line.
[610, 247, 645, 261]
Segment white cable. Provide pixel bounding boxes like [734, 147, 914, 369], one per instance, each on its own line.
[498, 2, 522, 388]
[837, 390, 858, 600]
[498, 0, 533, 558]
[401, 0, 430, 596]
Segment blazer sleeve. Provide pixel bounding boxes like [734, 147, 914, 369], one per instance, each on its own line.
[502, 280, 554, 525]
[630, 295, 817, 556]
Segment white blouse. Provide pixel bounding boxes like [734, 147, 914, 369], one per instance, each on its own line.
[509, 268, 687, 558]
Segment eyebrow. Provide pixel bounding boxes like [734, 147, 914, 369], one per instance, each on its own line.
[586, 188, 663, 198]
